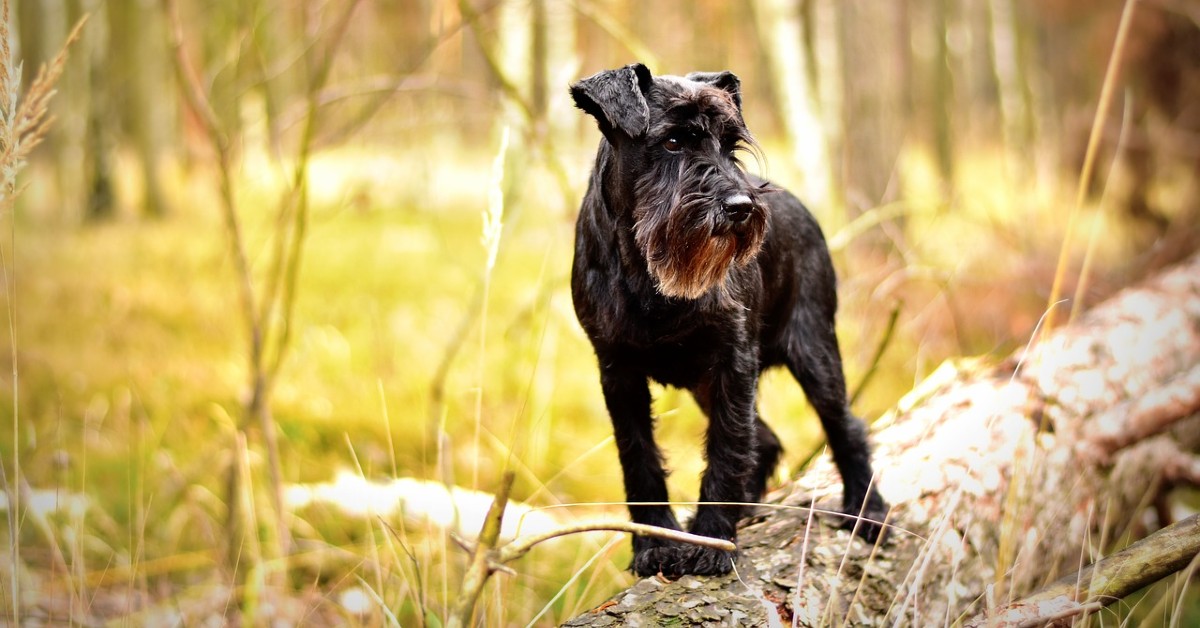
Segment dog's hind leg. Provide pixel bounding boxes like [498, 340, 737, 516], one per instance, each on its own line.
[750, 415, 782, 499]
[783, 304, 888, 541]
[693, 389, 781, 501]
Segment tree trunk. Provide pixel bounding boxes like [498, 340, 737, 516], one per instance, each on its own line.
[564, 251, 1200, 626]
[109, 0, 172, 218]
[749, 0, 833, 209]
[84, 1, 116, 222]
[837, 0, 904, 215]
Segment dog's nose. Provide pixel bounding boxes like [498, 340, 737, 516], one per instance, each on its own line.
[723, 194, 754, 223]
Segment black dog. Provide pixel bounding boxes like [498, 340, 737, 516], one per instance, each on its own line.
[569, 64, 887, 577]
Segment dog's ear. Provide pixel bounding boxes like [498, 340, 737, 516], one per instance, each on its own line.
[686, 70, 742, 111]
[570, 63, 653, 139]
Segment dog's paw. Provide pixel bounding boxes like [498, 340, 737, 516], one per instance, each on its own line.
[841, 490, 889, 544]
[631, 541, 736, 578]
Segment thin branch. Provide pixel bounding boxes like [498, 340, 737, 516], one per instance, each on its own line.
[265, 0, 362, 384]
[446, 472, 740, 627]
[323, 1, 502, 144]
[571, 0, 660, 69]
[260, 0, 363, 562]
[447, 471, 516, 628]
[163, 0, 228, 152]
[456, 0, 535, 124]
[164, 0, 262, 375]
[457, 0, 574, 199]
[850, 300, 902, 407]
[966, 514, 1200, 627]
[378, 517, 429, 628]
[498, 521, 737, 564]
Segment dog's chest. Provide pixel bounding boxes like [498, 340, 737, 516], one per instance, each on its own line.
[584, 289, 742, 388]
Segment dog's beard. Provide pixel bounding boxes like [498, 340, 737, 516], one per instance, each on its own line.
[633, 195, 767, 299]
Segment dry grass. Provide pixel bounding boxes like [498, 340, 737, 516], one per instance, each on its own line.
[0, 2, 85, 624]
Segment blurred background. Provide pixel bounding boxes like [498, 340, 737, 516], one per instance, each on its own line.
[2, 0, 1198, 624]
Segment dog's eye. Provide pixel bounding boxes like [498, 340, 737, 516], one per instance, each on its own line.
[662, 137, 683, 153]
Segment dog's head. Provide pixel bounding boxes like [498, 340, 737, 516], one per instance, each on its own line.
[571, 64, 769, 299]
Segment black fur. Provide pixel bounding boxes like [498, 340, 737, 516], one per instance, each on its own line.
[570, 64, 887, 578]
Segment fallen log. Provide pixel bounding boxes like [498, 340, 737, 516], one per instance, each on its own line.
[563, 251, 1200, 626]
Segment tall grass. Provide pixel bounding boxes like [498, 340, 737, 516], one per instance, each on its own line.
[0, 2, 83, 623]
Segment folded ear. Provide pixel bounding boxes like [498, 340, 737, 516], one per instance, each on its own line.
[685, 70, 742, 111]
[570, 63, 653, 139]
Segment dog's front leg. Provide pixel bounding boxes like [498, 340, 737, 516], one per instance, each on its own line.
[682, 356, 758, 575]
[598, 362, 687, 575]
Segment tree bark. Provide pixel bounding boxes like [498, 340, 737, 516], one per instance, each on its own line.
[564, 251, 1200, 626]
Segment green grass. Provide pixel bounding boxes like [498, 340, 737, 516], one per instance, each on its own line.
[0, 137, 1170, 624]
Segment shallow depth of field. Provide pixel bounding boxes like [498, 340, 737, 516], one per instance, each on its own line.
[2, 0, 1198, 625]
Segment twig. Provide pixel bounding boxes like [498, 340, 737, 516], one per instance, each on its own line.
[457, 0, 573, 201]
[571, 0, 660, 69]
[965, 514, 1200, 627]
[378, 517, 428, 628]
[258, 0, 362, 560]
[165, 0, 364, 572]
[447, 471, 515, 628]
[850, 300, 902, 407]
[322, 0, 503, 144]
[446, 473, 740, 628]
[165, 0, 270, 572]
[497, 520, 737, 564]
[164, 0, 261, 375]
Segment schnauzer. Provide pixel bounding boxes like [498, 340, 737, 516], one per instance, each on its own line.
[569, 63, 887, 577]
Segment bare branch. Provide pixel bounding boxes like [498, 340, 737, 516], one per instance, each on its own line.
[498, 521, 737, 564]
[163, 0, 228, 151]
[163, 0, 261, 374]
[967, 514, 1200, 627]
[850, 300, 902, 407]
[448, 471, 516, 628]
